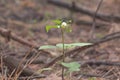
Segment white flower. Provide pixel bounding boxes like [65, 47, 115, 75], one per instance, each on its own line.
[57, 25, 60, 28]
[61, 22, 67, 27]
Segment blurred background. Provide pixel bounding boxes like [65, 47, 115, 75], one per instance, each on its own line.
[0, 0, 120, 80]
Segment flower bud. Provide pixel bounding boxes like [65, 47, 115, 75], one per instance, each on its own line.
[61, 22, 67, 27]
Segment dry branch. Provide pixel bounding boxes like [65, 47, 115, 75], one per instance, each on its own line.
[0, 27, 48, 77]
[44, 31, 120, 67]
[78, 60, 120, 66]
[89, 0, 103, 40]
[0, 16, 109, 28]
[47, 0, 120, 22]
[0, 27, 39, 49]
[3, 55, 37, 76]
[74, 73, 102, 78]
[75, 20, 109, 27]
[0, 27, 50, 55]
[0, 54, 45, 77]
[18, 75, 46, 80]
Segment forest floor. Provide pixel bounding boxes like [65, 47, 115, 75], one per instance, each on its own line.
[0, 0, 120, 80]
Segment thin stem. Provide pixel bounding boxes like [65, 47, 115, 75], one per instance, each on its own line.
[89, 0, 103, 40]
[61, 28, 65, 80]
[1, 54, 4, 80]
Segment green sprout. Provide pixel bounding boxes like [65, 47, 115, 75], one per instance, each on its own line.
[39, 19, 92, 80]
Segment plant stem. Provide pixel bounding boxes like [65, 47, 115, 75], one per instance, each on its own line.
[61, 28, 65, 80]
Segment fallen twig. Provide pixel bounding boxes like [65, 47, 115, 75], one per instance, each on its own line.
[89, 0, 104, 40]
[18, 75, 46, 80]
[0, 14, 109, 29]
[0, 27, 39, 49]
[75, 20, 109, 27]
[44, 31, 120, 67]
[78, 60, 120, 66]
[74, 73, 102, 78]
[47, 0, 120, 22]
[2, 55, 42, 76]
[0, 27, 50, 55]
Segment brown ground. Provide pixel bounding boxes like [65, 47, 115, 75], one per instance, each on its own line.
[0, 0, 120, 80]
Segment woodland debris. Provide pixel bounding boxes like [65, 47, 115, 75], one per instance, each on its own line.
[0, 54, 45, 77]
[0, 27, 50, 55]
[44, 31, 120, 67]
[47, 0, 120, 22]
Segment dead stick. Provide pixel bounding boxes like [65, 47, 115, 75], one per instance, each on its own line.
[44, 32, 120, 67]
[89, 0, 104, 40]
[47, 0, 120, 22]
[0, 27, 51, 56]
[78, 60, 120, 66]
[18, 75, 46, 80]
[75, 20, 109, 27]
[74, 73, 102, 78]
[0, 28, 38, 49]
[2, 55, 42, 76]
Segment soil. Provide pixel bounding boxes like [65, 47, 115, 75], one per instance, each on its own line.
[0, 0, 120, 80]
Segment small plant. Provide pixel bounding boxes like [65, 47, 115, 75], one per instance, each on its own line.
[39, 19, 92, 80]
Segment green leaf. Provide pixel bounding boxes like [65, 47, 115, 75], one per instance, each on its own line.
[39, 45, 56, 50]
[56, 43, 92, 49]
[61, 62, 80, 72]
[69, 43, 92, 47]
[46, 25, 58, 32]
[53, 19, 62, 25]
[56, 43, 75, 49]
